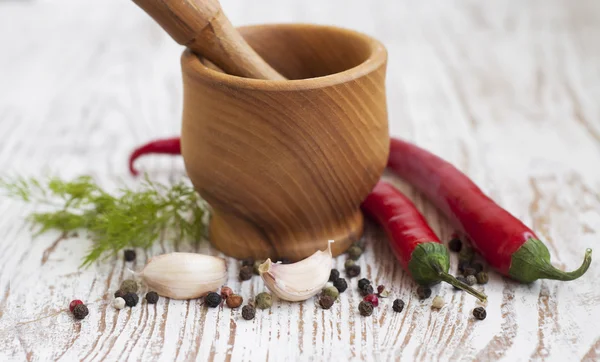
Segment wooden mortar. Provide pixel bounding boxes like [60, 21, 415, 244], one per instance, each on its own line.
[181, 24, 390, 261]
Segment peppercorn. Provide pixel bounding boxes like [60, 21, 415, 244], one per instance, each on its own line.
[357, 278, 371, 290]
[473, 306, 487, 320]
[241, 257, 254, 267]
[472, 262, 484, 273]
[363, 294, 379, 307]
[458, 260, 471, 273]
[239, 265, 253, 281]
[123, 292, 139, 307]
[146, 291, 159, 304]
[329, 269, 340, 282]
[113, 297, 126, 310]
[454, 276, 468, 290]
[253, 260, 264, 275]
[448, 237, 462, 252]
[344, 259, 356, 270]
[114, 289, 126, 299]
[120, 279, 139, 294]
[72, 303, 89, 320]
[206, 292, 222, 308]
[416, 286, 432, 299]
[431, 296, 445, 309]
[333, 278, 348, 293]
[226, 294, 243, 308]
[466, 275, 477, 286]
[459, 246, 474, 262]
[319, 295, 335, 309]
[360, 284, 374, 297]
[69, 300, 83, 313]
[463, 267, 477, 277]
[476, 271, 489, 284]
[242, 305, 256, 320]
[358, 301, 374, 316]
[322, 286, 340, 300]
[346, 265, 361, 278]
[377, 285, 385, 295]
[392, 299, 405, 313]
[255, 292, 272, 309]
[124, 249, 136, 262]
[347, 245, 363, 260]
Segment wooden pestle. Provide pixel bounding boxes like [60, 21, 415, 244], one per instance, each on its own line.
[132, 0, 286, 80]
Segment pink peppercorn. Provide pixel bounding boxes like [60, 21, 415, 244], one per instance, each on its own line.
[69, 300, 83, 312]
[363, 294, 379, 307]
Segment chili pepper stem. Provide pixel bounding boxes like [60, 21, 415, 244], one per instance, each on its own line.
[509, 238, 592, 283]
[437, 271, 487, 302]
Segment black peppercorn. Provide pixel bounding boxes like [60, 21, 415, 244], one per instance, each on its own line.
[448, 238, 462, 252]
[114, 289, 126, 299]
[357, 278, 371, 290]
[329, 269, 340, 282]
[239, 265, 253, 281]
[360, 284, 374, 297]
[459, 246, 474, 263]
[346, 265, 361, 278]
[466, 275, 477, 286]
[347, 246, 363, 260]
[472, 262, 484, 273]
[242, 305, 256, 320]
[241, 258, 255, 267]
[358, 301, 374, 316]
[463, 267, 477, 277]
[392, 299, 405, 313]
[476, 271, 489, 284]
[416, 286, 432, 299]
[319, 295, 335, 309]
[454, 276, 468, 290]
[473, 306, 487, 320]
[145, 291, 159, 304]
[333, 278, 348, 293]
[458, 260, 471, 273]
[206, 292, 222, 308]
[123, 292, 139, 307]
[124, 249, 136, 262]
[72, 303, 89, 320]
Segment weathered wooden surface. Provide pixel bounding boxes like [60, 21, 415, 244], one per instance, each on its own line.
[0, 0, 599, 361]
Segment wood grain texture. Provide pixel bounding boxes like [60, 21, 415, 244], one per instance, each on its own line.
[181, 23, 389, 261]
[0, 0, 599, 361]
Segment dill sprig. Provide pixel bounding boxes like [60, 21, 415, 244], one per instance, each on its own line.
[0, 175, 209, 267]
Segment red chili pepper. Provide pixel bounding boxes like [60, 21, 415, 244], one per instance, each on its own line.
[386, 137, 592, 283]
[361, 181, 487, 301]
[128, 137, 181, 176]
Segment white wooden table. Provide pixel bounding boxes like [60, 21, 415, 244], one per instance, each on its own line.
[1, 0, 599, 361]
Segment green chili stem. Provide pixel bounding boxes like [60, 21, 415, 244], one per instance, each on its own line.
[437, 272, 487, 302]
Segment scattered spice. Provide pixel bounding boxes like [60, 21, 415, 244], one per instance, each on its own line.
[333, 278, 348, 293]
[392, 299, 405, 313]
[466, 275, 477, 286]
[255, 292, 273, 309]
[220, 286, 233, 300]
[123, 292, 139, 307]
[463, 267, 477, 277]
[448, 237, 462, 252]
[242, 305, 256, 320]
[346, 265, 361, 278]
[347, 245, 363, 260]
[454, 276, 468, 290]
[113, 297, 126, 310]
[72, 303, 89, 320]
[319, 295, 335, 309]
[120, 279, 139, 294]
[360, 284, 374, 297]
[431, 296, 445, 309]
[473, 306, 487, 320]
[241, 258, 254, 267]
[226, 294, 243, 308]
[459, 246, 474, 263]
[363, 294, 379, 307]
[458, 260, 470, 273]
[69, 300, 83, 313]
[239, 265, 253, 281]
[146, 291, 159, 304]
[114, 289, 126, 299]
[416, 286, 432, 299]
[357, 278, 371, 290]
[472, 262, 484, 273]
[322, 286, 339, 300]
[358, 301, 374, 316]
[329, 269, 340, 282]
[476, 272, 489, 284]
[206, 292, 222, 308]
[124, 249, 136, 262]
[253, 260, 264, 275]
[377, 285, 385, 295]
[344, 259, 356, 269]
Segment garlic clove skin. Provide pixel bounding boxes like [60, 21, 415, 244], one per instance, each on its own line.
[258, 241, 333, 302]
[138, 252, 227, 300]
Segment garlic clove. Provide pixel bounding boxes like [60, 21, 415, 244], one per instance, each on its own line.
[138, 252, 227, 300]
[258, 240, 333, 302]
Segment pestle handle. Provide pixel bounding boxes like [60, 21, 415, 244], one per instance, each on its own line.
[132, 0, 286, 80]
